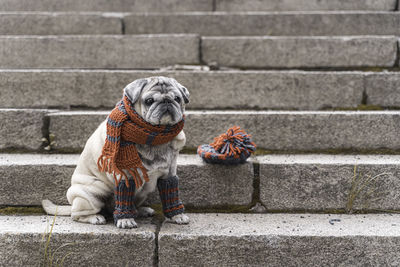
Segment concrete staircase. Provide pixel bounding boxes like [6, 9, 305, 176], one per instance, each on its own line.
[1, 0, 400, 266]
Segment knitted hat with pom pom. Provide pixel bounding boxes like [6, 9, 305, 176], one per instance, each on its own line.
[197, 126, 256, 165]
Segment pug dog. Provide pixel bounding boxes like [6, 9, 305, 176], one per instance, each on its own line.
[42, 76, 190, 228]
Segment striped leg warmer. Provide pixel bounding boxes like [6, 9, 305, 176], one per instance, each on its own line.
[113, 178, 137, 225]
[157, 175, 185, 218]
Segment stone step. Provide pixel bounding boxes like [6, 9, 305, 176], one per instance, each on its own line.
[0, 0, 212, 12]
[159, 213, 400, 266]
[45, 110, 400, 152]
[124, 12, 400, 36]
[202, 36, 398, 68]
[3, 109, 400, 152]
[0, 154, 253, 206]
[3, 213, 399, 266]
[259, 154, 400, 211]
[0, 215, 156, 266]
[0, 12, 122, 35]
[2, 12, 399, 36]
[0, 0, 394, 12]
[0, 35, 199, 69]
[3, 153, 400, 211]
[0, 35, 396, 69]
[0, 70, 367, 110]
[215, 0, 397, 11]
[2, 70, 400, 110]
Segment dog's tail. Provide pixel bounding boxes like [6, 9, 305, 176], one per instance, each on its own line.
[42, 199, 72, 216]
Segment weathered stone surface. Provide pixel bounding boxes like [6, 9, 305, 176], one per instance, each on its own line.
[202, 36, 398, 68]
[48, 110, 400, 151]
[216, 0, 397, 11]
[0, 154, 77, 205]
[0, 12, 122, 35]
[184, 111, 400, 151]
[259, 154, 400, 211]
[0, 216, 156, 266]
[0, 35, 199, 68]
[0, 0, 212, 12]
[48, 111, 107, 151]
[159, 213, 400, 266]
[0, 109, 46, 150]
[0, 70, 364, 110]
[125, 12, 400, 36]
[0, 154, 253, 206]
[365, 72, 400, 107]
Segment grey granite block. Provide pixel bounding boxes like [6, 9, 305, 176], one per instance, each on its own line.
[0, 12, 122, 35]
[0, 216, 156, 266]
[48, 110, 400, 151]
[159, 213, 400, 266]
[0, 70, 364, 110]
[0, 154, 253, 206]
[124, 12, 400, 36]
[0, 34, 200, 68]
[202, 36, 398, 68]
[215, 0, 397, 11]
[365, 72, 400, 107]
[0, 109, 47, 150]
[183, 111, 400, 151]
[259, 154, 400, 211]
[0, 0, 213, 12]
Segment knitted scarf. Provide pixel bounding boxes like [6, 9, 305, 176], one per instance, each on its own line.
[97, 95, 184, 188]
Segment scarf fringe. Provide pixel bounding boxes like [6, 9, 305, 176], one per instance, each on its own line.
[97, 155, 149, 188]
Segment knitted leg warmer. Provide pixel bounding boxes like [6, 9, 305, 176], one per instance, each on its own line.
[113, 179, 137, 225]
[157, 175, 185, 218]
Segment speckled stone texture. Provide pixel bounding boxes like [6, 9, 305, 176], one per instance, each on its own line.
[184, 111, 400, 151]
[259, 154, 400, 211]
[0, 0, 213, 11]
[215, 0, 397, 11]
[0, 13, 122, 35]
[0, 35, 199, 68]
[124, 13, 400, 36]
[159, 213, 400, 266]
[0, 154, 77, 205]
[0, 109, 47, 150]
[202, 36, 398, 68]
[47, 111, 400, 151]
[0, 154, 253, 207]
[366, 72, 400, 107]
[0, 70, 364, 110]
[0, 216, 156, 266]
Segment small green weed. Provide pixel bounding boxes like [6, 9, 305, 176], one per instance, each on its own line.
[38, 211, 75, 267]
[346, 166, 391, 213]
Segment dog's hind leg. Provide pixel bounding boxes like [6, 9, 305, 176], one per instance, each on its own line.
[67, 174, 111, 225]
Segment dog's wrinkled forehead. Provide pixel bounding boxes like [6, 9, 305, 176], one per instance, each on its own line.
[146, 76, 173, 92]
[124, 76, 189, 104]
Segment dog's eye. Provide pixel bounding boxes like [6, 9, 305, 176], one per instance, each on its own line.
[145, 98, 154, 106]
[174, 96, 181, 103]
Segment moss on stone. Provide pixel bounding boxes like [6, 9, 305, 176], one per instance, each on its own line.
[0, 206, 45, 215]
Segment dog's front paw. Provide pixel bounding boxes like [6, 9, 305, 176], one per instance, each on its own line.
[169, 213, 189, 224]
[116, 218, 138, 229]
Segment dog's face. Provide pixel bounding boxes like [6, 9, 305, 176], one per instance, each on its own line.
[124, 76, 189, 126]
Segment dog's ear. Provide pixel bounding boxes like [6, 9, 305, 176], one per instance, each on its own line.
[170, 78, 190, 104]
[179, 85, 190, 104]
[123, 78, 148, 104]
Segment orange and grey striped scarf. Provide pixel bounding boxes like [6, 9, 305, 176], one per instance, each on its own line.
[97, 95, 184, 188]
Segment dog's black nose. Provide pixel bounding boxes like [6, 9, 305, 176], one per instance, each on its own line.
[162, 99, 172, 104]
